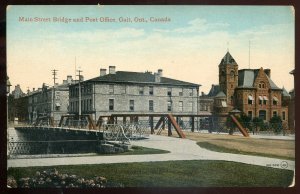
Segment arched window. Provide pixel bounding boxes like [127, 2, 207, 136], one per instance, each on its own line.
[259, 81, 265, 89]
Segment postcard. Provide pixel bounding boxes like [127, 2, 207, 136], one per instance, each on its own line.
[6, 5, 295, 189]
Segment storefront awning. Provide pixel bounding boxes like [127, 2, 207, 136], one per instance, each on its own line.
[258, 96, 263, 100]
[55, 102, 61, 107]
[248, 96, 254, 100]
[273, 96, 278, 101]
[263, 96, 268, 100]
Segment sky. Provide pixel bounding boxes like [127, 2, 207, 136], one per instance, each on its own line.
[7, 5, 295, 94]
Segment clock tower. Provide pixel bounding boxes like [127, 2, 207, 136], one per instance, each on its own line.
[218, 51, 238, 107]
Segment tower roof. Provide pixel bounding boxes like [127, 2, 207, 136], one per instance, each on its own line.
[215, 91, 226, 98]
[219, 51, 238, 66]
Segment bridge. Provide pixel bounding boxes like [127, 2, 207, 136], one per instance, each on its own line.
[9, 113, 249, 156]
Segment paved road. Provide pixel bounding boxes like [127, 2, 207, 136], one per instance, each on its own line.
[8, 135, 294, 171]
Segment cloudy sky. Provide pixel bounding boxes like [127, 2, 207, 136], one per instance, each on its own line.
[7, 5, 294, 93]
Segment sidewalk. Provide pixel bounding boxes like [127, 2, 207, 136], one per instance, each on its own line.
[8, 135, 295, 171]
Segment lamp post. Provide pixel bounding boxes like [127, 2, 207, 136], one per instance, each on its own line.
[7, 76, 12, 158]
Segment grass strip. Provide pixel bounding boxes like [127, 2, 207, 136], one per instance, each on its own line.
[197, 142, 294, 161]
[8, 160, 293, 187]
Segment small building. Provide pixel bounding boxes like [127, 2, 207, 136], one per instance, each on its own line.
[69, 66, 201, 121]
[28, 76, 74, 124]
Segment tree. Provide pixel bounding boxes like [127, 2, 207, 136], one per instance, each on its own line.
[270, 116, 282, 134]
[252, 117, 264, 134]
[237, 114, 252, 132]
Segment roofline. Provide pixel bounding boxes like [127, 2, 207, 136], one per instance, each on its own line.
[70, 79, 201, 87]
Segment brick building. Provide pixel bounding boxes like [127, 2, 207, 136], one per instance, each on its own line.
[200, 51, 289, 125]
[28, 76, 74, 124]
[69, 66, 200, 121]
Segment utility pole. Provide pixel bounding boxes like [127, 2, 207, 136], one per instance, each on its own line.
[51, 69, 58, 118]
[77, 69, 83, 117]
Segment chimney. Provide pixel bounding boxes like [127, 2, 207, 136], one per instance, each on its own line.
[154, 73, 161, 83]
[158, 69, 163, 77]
[109, 66, 116, 74]
[67, 75, 73, 84]
[201, 92, 205, 96]
[100, 68, 107, 76]
[33, 88, 35, 91]
[63, 80, 67, 84]
[264, 69, 271, 78]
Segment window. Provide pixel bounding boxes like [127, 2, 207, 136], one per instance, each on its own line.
[248, 95, 253, 105]
[230, 70, 234, 77]
[273, 111, 277, 117]
[149, 86, 154, 95]
[259, 81, 265, 89]
[259, 96, 263, 105]
[139, 86, 144, 95]
[187, 102, 193, 112]
[120, 85, 126, 94]
[86, 99, 89, 111]
[129, 100, 134, 111]
[179, 101, 183, 112]
[109, 85, 114, 94]
[259, 110, 267, 120]
[273, 96, 278, 105]
[167, 87, 172, 96]
[149, 100, 154, 112]
[189, 89, 193, 96]
[109, 99, 114, 111]
[282, 111, 286, 120]
[248, 111, 252, 119]
[179, 88, 183, 96]
[263, 96, 268, 105]
[167, 101, 172, 111]
[89, 99, 92, 111]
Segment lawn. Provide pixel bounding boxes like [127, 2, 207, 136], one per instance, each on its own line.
[197, 142, 294, 160]
[180, 132, 295, 160]
[8, 160, 294, 187]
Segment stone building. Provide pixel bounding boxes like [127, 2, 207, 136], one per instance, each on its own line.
[11, 84, 25, 99]
[69, 66, 200, 121]
[200, 51, 289, 126]
[28, 76, 74, 124]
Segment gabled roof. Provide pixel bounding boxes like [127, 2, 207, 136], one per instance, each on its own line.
[219, 51, 238, 66]
[238, 69, 280, 90]
[207, 85, 221, 97]
[83, 71, 200, 87]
